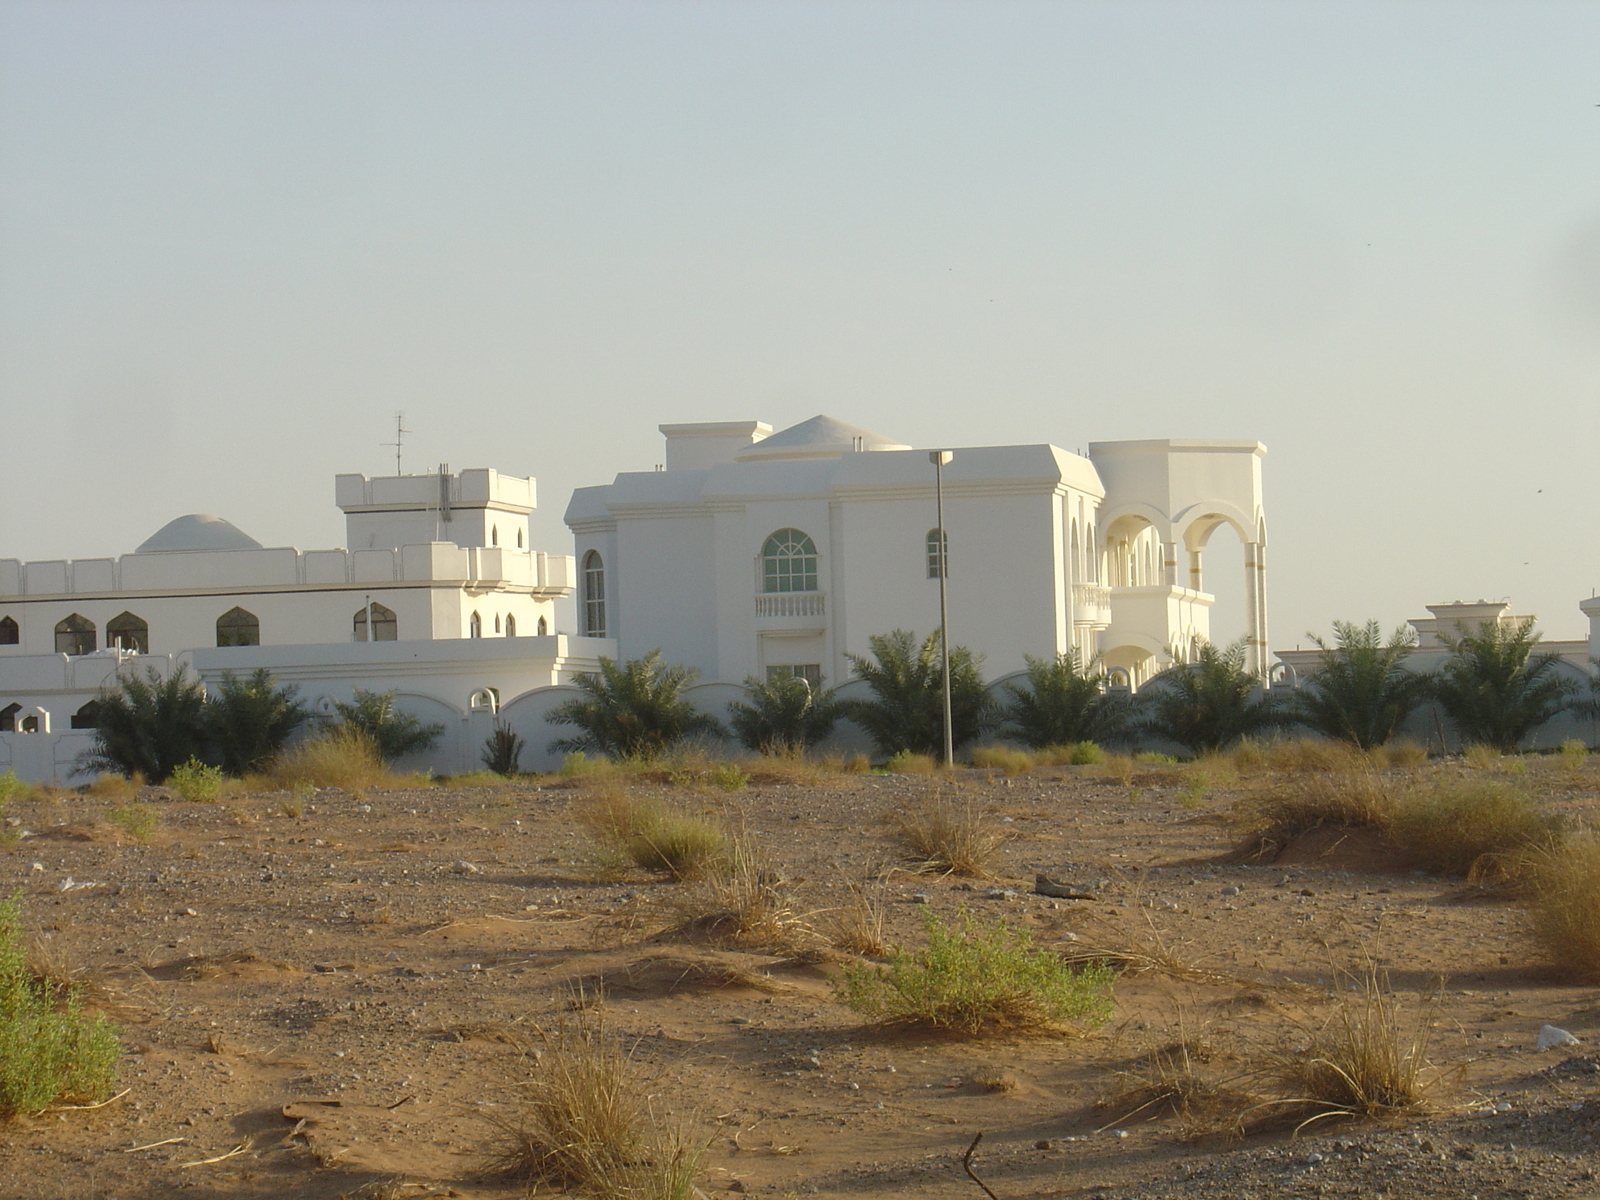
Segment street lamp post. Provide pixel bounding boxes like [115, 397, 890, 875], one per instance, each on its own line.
[930, 450, 954, 766]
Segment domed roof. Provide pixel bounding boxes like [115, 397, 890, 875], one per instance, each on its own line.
[735, 415, 909, 462]
[136, 514, 263, 554]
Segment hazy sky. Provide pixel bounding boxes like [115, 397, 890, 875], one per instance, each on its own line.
[3, 0, 1598, 646]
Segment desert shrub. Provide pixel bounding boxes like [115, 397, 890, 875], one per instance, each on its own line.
[1462, 743, 1502, 771]
[1389, 778, 1558, 877]
[557, 751, 606, 779]
[838, 908, 1114, 1036]
[0, 770, 24, 806]
[0, 899, 121, 1115]
[822, 882, 890, 957]
[481, 721, 526, 776]
[1372, 740, 1428, 769]
[85, 772, 141, 800]
[1135, 751, 1179, 764]
[709, 763, 748, 792]
[548, 651, 722, 759]
[1135, 641, 1283, 754]
[883, 750, 938, 774]
[887, 791, 1006, 876]
[969, 745, 1033, 775]
[1069, 740, 1105, 764]
[1559, 738, 1589, 769]
[818, 751, 871, 774]
[1523, 834, 1600, 975]
[206, 668, 309, 776]
[271, 726, 388, 792]
[167, 758, 223, 804]
[726, 674, 841, 756]
[1432, 617, 1579, 753]
[1232, 771, 1395, 861]
[843, 630, 995, 760]
[688, 833, 805, 950]
[103, 803, 159, 843]
[1103, 753, 1137, 784]
[1290, 621, 1431, 749]
[77, 666, 208, 783]
[999, 652, 1128, 749]
[580, 793, 728, 881]
[1265, 737, 1372, 775]
[332, 689, 446, 763]
[487, 1008, 704, 1198]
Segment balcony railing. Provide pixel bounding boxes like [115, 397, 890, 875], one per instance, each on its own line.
[755, 591, 826, 618]
[1072, 583, 1112, 613]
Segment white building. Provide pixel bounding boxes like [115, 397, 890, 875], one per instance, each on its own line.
[565, 415, 1270, 690]
[0, 467, 611, 781]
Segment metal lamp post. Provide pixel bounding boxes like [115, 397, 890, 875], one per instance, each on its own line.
[930, 450, 954, 766]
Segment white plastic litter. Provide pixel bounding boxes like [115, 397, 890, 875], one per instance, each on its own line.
[1538, 1024, 1581, 1051]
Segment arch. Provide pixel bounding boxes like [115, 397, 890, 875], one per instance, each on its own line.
[70, 700, 101, 729]
[491, 524, 499, 546]
[517, 528, 524, 548]
[216, 607, 260, 647]
[469, 611, 482, 639]
[505, 613, 516, 638]
[0, 616, 16, 646]
[54, 613, 96, 656]
[493, 613, 501, 634]
[19, 713, 40, 734]
[761, 528, 818, 594]
[354, 601, 398, 642]
[582, 550, 607, 637]
[537, 615, 548, 636]
[1101, 643, 1158, 690]
[1069, 520, 1080, 582]
[0, 702, 19, 732]
[469, 687, 500, 714]
[925, 528, 948, 579]
[106, 611, 149, 654]
[1103, 515, 1156, 590]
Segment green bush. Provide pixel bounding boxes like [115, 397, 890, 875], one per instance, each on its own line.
[1000, 652, 1128, 749]
[727, 674, 841, 756]
[1432, 617, 1579, 753]
[481, 721, 527, 776]
[547, 651, 723, 759]
[0, 769, 23, 806]
[0, 899, 121, 1115]
[167, 758, 223, 804]
[1135, 640, 1283, 754]
[1291, 620, 1430, 749]
[207, 668, 309, 776]
[77, 666, 208, 783]
[104, 803, 159, 843]
[332, 689, 446, 763]
[1069, 740, 1104, 765]
[837, 908, 1114, 1036]
[843, 630, 995, 761]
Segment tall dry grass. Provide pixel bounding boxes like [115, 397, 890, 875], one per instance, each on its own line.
[1523, 834, 1600, 976]
[821, 881, 891, 957]
[270, 726, 389, 792]
[1231, 770, 1395, 861]
[578, 789, 729, 881]
[886, 790, 1007, 877]
[1389, 778, 1559, 878]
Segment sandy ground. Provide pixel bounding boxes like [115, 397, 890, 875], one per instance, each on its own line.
[3, 758, 1600, 1200]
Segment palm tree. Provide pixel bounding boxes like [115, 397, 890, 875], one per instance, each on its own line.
[727, 674, 842, 756]
[546, 650, 722, 758]
[843, 630, 995, 758]
[77, 666, 209, 782]
[207, 668, 310, 775]
[1291, 620, 1430, 749]
[1000, 651, 1128, 749]
[332, 689, 446, 763]
[1137, 639, 1282, 755]
[1432, 617, 1579, 753]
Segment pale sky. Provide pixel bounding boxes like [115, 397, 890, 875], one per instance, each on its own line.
[3, 0, 1598, 647]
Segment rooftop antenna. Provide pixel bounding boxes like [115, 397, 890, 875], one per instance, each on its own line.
[383, 411, 411, 475]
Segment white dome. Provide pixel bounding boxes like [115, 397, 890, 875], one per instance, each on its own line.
[136, 514, 263, 553]
[735, 415, 908, 461]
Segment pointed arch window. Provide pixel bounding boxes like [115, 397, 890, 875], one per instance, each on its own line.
[761, 529, 817, 594]
[0, 703, 19, 732]
[71, 700, 101, 729]
[582, 551, 606, 637]
[107, 611, 149, 654]
[354, 602, 397, 642]
[537, 616, 548, 636]
[54, 613, 96, 655]
[926, 528, 948, 579]
[469, 611, 482, 639]
[505, 614, 516, 637]
[491, 525, 499, 546]
[0, 616, 17, 646]
[216, 607, 260, 647]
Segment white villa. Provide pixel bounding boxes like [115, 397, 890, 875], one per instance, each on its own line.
[566, 415, 1271, 691]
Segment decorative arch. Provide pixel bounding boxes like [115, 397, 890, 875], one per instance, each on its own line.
[107, 611, 149, 654]
[493, 613, 501, 634]
[761, 529, 817, 594]
[0, 616, 17, 646]
[354, 602, 397, 642]
[469, 611, 482, 639]
[536, 615, 548, 636]
[0, 702, 19, 732]
[71, 700, 101, 729]
[505, 613, 516, 637]
[925, 528, 948, 579]
[469, 687, 500, 714]
[491, 524, 499, 546]
[54, 613, 96, 656]
[216, 607, 260, 647]
[582, 551, 606, 637]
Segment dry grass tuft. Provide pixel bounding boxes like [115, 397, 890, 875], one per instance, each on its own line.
[883, 750, 939, 774]
[1231, 770, 1394, 862]
[1264, 738, 1373, 775]
[886, 790, 1007, 877]
[676, 833, 809, 952]
[1102, 754, 1137, 785]
[973, 1070, 1018, 1093]
[485, 1007, 704, 1199]
[271, 726, 390, 792]
[579, 790, 730, 881]
[84, 772, 143, 800]
[1389, 778, 1559, 878]
[820, 881, 891, 958]
[1098, 1038, 1251, 1137]
[1523, 833, 1600, 976]
[969, 745, 1034, 776]
[1373, 740, 1429, 769]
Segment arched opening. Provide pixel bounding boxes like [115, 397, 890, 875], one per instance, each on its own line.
[0, 703, 19, 732]
[1102, 644, 1157, 690]
[761, 529, 818, 593]
[925, 528, 948, 579]
[536, 615, 548, 636]
[582, 551, 606, 637]
[505, 614, 516, 637]
[71, 700, 101, 729]
[517, 528, 524, 548]
[494, 614, 501, 634]
[54, 613, 96, 656]
[107, 611, 149, 654]
[1103, 517, 1157, 589]
[469, 611, 482, 639]
[353, 602, 398, 642]
[0, 616, 17, 646]
[19, 713, 40, 734]
[216, 607, 260, 647]
[469, 687, 500, 714]
[1182, 515, 1249, 650]
[491, 524, 499, 546]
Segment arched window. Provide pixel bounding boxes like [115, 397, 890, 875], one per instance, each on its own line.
[582, 551, 606, 637]
[492, 524, 499, 546]
[0, 703, 19, 732]
[54, 614, 96, 656]
[354, 602, 398, 642]
[494, 613, 501, 634]
[761, 529, 817, 594]
[71, 700, 101, 729]
[505, 614, 516, 637]
[469, 611, 482, 638]
[517, 528, 524, 548]
[216, 607, 260, 647]
[106, 611, 149, 654]
[926, 528, 949, 579]
[0, 616, 17, 646]
[536, 615, 548, 636]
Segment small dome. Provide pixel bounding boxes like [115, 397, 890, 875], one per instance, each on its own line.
[136, 514, 263, 554]
[735, 415, 909, 461]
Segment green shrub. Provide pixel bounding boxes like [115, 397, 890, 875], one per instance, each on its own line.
[1290, 621, 1430, 749]
[548, 651, 723, 759]
[1433, 617, 1579, 753]
[103, 803, 158, 843]
[167, 758, 223, 804]
[0, 899, 121, 1115]
[558, 751, 604, 778]
[77, 666, 208, 783]
[481, 721, 526, 776]
[1135, 640, 1283, 753]
[710, 763, 749, 792]
[883, 750, 938, 774]
[843, 630, 995, 760]
[0, 769, 23, 806]
[999, 652, 1128, 749]
[727, 674, 842, 756]
[1069, 740, 1105, 765]
[838, 909, 1114, 1036]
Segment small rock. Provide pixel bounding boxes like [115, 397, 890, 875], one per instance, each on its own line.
[983, 889, 1018, 901]
[30, 862, 43, 872]
[1307, 1152, 1325, 1164]
[453, 861, 482, 875]
[731, 1016, 752, 1026]
[910, 893, 931, 904]
[1220, 885, 1240, 897]
[181, 907, 199, 917]
[1539, 1025, 1581, 1051]
[1034, 1139, 1053, 1150]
